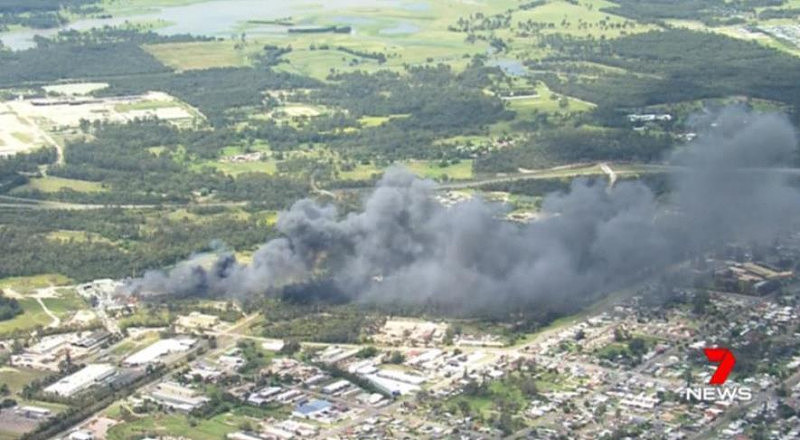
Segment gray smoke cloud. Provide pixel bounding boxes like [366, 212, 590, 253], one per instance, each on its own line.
[127, 109, 800, 312]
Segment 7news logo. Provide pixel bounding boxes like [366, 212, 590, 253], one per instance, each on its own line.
[683, 348, 753, 402]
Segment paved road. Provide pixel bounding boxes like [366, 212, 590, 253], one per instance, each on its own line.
[0, 194, 248, 211]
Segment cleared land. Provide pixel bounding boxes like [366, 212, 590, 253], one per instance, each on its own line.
[13, 176, 107, 194]
[144, 40, 256, 71]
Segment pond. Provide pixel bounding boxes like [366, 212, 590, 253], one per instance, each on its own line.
[488, 58, 528, 77]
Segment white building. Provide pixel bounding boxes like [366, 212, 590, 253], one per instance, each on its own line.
[123, 338, 196, 367]
[147, 381, 209, 413]
[322, 380, 351, 394]
[176, 312, 220, 330]
[44, 364, 116, 397]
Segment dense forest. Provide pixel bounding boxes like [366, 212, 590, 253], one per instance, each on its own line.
[102, 67, 321, 127]
[0, 42, 168, 86]
[601, 0, 784, 25]
[475, 127, 672, 173]
[535, 29, 800, 113]
[0, 206, 277, 281]
[39, 119, 309, 206]
[0, 147, 57, 192]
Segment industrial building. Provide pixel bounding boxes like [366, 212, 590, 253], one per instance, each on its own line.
[176, 312, 220, 331]
[10, 333, 80, 371]
[146, 381, 209, 413]
[293, 399, 332, 418]
[15, 406, 52, 420]
[44, 364, 116, 397]
[72, 330, 111, 350]
[322, 379, 351, 394]
[123, 337, 196, 367]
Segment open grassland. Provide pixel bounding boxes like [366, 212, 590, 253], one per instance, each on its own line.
[258, 0, 513, 77]
[109, 331, 160, 357]
[46, 230, 117, 246]
[404, 159, 474, 180]
[100, 0, 204, 16]
[511, 0, 654, 38]
[0, 274, 72, 294]
[106, 412, 249, 440]
[114, 99, 175, 112]
[0, 298, 52, 334]
[506, 82, 596, 115]
[42, 291, 89, 319]
[204, 159, 279, 176]
[12, 176, 107, 194]
[144, 40, 257, 71]
[0, 367, 49, 394]
[338, 159, 473, 181]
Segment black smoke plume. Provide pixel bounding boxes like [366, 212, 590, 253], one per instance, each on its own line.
[127, 109, 800, 313]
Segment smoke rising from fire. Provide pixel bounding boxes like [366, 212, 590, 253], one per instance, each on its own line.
[127, 109, 800, 312]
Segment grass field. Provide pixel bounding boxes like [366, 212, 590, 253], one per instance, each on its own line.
[109, 332, 160, 357]
[0, 367, 49, 394]
[42, 291, 88, 319]
[505, 82, 595, 116]
[13, 176, 106, 194]
[47, 230, 117, 245]
[511, 0, 653, 38]
[0, 274, 72, 294]
[0, 298, 52, 334]
[144, 40, 257, 71]
[114, 99, 175, 113]
[106, 412, 248, 440]
[338, 160, 473, 181]
[403, 159, 474, 180]
[447, 378, 529, 418]
[201, 159, 278, 176]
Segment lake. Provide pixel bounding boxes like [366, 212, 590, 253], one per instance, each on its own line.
[1, 0, 423, 50]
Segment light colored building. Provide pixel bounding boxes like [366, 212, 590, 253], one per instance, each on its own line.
[322, 380, 351, 395]
[176, 312, 220, 331]
[147, 381, 209, 413]
[293, 399, 332, 418]
[68, 430, 94, 440]
[11, 333, 81, 371]
[123, 338, 196, 367]
[44, 364, 116, 397]
[15, 406, 52, 420]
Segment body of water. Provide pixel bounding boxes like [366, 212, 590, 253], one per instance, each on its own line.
[379, 22, 421, 35]
[1, 0, 421, 50]
[488, 58, 528, 77]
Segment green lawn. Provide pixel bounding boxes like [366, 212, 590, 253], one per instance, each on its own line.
[0, 274, 72, 294]
[506, 82, 595, 116]
[106, 412, 250, 440]
[12, 176, 106, 194]
[42, 291, 89, 319]
[403, 159, 474, 181]
[46, 230, 117, 246]
[0, 298, 52, 334]
[114, 99, 175, 113]
[338, 160, 473, 181]
[202, 159, 278, 176]
[511, 0, 654, 38]
[0, 367, 49, 394]
[10, 132, 33, 144]
[144, 40, 257, 71]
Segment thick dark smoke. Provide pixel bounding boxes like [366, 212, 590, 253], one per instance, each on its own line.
[127, 109, 800, 312]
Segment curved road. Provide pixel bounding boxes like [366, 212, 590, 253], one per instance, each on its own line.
[3, 163, 799, 210]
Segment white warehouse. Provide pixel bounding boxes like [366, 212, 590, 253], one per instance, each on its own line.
[44, 364, 116, 397]
[123, 338, 196, 367]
